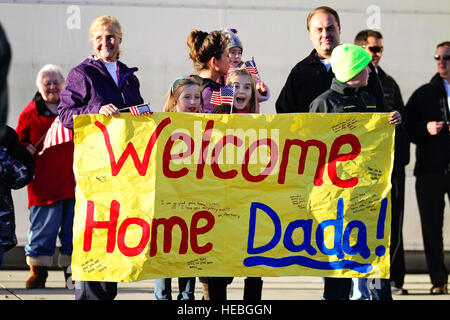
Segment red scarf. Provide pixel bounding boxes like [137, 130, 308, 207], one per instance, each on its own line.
[234, 104, 250, 113]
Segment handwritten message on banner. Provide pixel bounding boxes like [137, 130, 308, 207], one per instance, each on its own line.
[72, 112, 394, 281]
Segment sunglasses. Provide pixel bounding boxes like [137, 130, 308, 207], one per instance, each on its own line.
[434, 54, 450, 61]
[363, 45, 384, 53]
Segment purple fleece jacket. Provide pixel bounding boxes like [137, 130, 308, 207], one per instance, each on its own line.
[58, 55, 144, 128]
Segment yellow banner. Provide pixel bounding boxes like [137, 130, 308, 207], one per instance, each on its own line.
[72, 112, 394, 281]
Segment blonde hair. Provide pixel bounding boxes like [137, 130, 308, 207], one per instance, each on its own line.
[226, 69, 258, 113]
[36, 64, 65, 89]
[89, 15, 122, 59]
[163, 76, 203, 112]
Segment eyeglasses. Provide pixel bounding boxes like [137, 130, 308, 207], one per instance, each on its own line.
[434, 54, 450, 61]
[42, 81, 61, 87]
[363, 45, 384, 54]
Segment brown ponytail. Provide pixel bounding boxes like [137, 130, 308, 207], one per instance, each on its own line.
[187, 29, 229, 72]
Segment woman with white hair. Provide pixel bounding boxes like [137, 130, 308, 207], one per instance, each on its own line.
[16, 64, 76, 289]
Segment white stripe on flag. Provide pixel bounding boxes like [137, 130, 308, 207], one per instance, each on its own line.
[38, 117, 73, 156]
[210, 90, 221, 106]
[50, 120, 57, 147]
[130, 106, 138, 115]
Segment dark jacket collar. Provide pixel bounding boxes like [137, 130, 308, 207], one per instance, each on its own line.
[303, 49, 334, 75]
[376, 66, 387, 79]
[330, 78, 358, 96]
[430, 73, 447, 90]
[32, 92, 56, 117]
[303, 49, 327, 65]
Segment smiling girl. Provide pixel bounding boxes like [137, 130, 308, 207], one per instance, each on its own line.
[210, 70, 264, 299]
[156, 76, 203, 300]
[213, 69, 258, 114]
[163, 76, 203, 113]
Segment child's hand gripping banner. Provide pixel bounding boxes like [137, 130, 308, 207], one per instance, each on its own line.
[72, 112, 394, 282]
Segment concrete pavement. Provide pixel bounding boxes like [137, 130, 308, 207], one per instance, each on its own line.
[1, 270, 449, 300]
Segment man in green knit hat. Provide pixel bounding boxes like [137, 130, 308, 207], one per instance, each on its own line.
[310, 43, 401, 300]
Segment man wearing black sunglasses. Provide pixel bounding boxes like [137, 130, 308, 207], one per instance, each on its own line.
[355, 30, 410, 297]
[356, 31, 384, 68]
[405, 41, 450, 295]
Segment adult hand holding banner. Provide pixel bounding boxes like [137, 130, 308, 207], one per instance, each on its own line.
[71, 112, 394, 282]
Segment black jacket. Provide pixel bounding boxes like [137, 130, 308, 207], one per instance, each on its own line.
[377, 67, 404, 113]
[0, 126, 34, 251]
[0, 23, 11, 134]
[276, 49, 387, 114]
[405, 73, 450, 175]
[377, 67, 410, 172]
[276, 49, 334, 113]
[309, 78, 379, 113]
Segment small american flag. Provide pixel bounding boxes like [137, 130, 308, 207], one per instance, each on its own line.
[129, 103, 152, 116]
[210, 86, 235, 106]
[220, 86, 235, 105]
[244, 59, 258, 76]
[38, 117, 73, 156]
[210, 90, 222, 106]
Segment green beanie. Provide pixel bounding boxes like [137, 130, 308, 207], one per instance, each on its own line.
[330, 44, 372, 83]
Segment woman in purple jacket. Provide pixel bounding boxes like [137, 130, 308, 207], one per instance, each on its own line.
[58, 15, 143, 129]
[57, 15, 144, 300]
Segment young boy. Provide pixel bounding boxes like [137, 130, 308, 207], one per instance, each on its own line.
[309, 43, 401, 300]
[310, 43, 401, 123]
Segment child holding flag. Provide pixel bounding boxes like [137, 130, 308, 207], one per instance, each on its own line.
[211, 68, 264, 300]
[221, 28, 270, 112]
[155, 76, 203, 300]
[213, 69, 258, 114]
